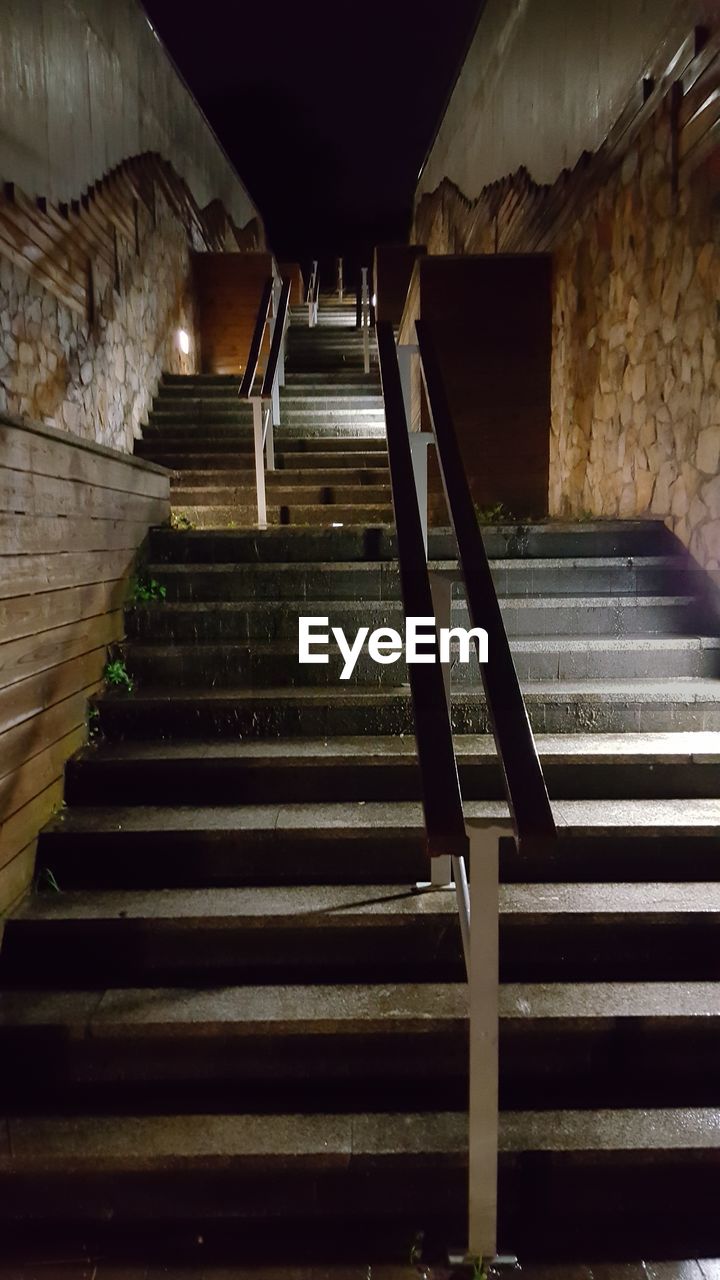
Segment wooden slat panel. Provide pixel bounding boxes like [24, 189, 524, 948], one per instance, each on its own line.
[0, 778, 64, 873]
[0, 843, 37, 919]
[0, 547, 139, 599]
[0, 727, 85, 823]
[0, 649, 107, 738]
[0, 422, 169, 499]
[0, 689, 94, 784]
[0, 514, 158, 558]
[0, 467, 168, 524]
[0, 580, 127, 645]
[0, 611, 123, 693]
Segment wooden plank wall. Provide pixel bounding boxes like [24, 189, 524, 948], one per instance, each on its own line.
[192, 252, 275, 374]
[373, 244, 427, 324]
[278, 263, 306, 306]
[0, 414, 169, 915]
[399, 255, 552, 523]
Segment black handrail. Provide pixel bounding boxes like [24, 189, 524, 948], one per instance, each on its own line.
[415, 319, 557, 844]
[377, 323, 468, 861]
[239, 277, 273, 399]
[261, 278, 291, 399]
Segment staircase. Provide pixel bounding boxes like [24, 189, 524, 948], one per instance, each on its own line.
[2, 301, 720, 1267]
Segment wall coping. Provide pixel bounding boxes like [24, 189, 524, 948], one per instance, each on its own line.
[0, 412, 171, 479]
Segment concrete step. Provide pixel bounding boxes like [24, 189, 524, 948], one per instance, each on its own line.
[169, 484, 392, 507]
[90, 679, 720, 737]
[3, 981, 720, 1111]
[6, 878, 720, 985]
[122, 636, 720, 689]
[145, 521, 679, 564]
[0, 1107, 718, 1258]
[143, 455, 389, 475]
[170, 503, 394, 528]
[155, 392, 384, 408]
[65, 733, 720, 806]
[32, 794, 720, 889]
[128, 594, 701, 638]
[148, 406, 386, 424]
[138, 556, 700, 601]
[141, 422, 388, 440]
[170, 467, 389, 486]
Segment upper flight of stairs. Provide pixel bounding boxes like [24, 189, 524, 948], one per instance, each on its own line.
[2, 300, 720, 1267]
[135, 300, 389, 528]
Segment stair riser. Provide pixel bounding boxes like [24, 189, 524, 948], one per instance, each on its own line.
[170, 469, 390, 485]
[141, 562, 699, 601]
[65, 756, 720, 807]
[93, 693, 720, 738]
[0, 918, 464, 986]
[142, 456, 390, 472]
[154, 397, 384, 410]
[123, 642, 720, 688]
[4, 915, 720, 985]
[171, 504, 394, 528]
[146, 523, 677, 562]
[34, 828, 720, 888]
[169, 485, 392, 506]
[141, 424, 387, 439]
[3, 1019, 720, 1111]
[0, 1164, 717, 1262]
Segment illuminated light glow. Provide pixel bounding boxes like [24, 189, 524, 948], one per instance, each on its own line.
[372, 294, 377, 308]
[178, 329, 191, 355]
[331, 521, 343, 527]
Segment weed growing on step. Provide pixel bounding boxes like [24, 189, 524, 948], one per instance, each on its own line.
[128, 574, 167, 603]
[37, 866, 61, 893]
[104, 657, 134, 694]
[474, 501, 516, 524]
[170, 512, 195, 531]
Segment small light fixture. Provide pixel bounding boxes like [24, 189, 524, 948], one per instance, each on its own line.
[332, 522, 343, 527]
[178, 329, 191, 355]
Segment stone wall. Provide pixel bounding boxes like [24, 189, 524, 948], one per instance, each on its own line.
[0, 186, 197, 454]
[550, 105, 720, 568]
[413, 20, 720, 570]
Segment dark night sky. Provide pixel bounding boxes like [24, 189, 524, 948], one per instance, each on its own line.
[143, 0, 482, 279]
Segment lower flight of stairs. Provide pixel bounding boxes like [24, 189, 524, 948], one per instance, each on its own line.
[2, 514, 720, 1264]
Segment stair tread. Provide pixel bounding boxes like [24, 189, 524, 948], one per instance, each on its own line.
[41, 795, 720, 834]
[15, 882, 720, 921]
[2, 1109, 720, 1161]
[75, 730, 720, 765]
[126, 636, 719, 654]
[97, 679, 720, 701]
[4, 981, 720, 1031]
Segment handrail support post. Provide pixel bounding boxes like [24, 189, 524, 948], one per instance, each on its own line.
[409, 433, 431, 556]
[361, 266, 370, 374]
[252, 396, 267, 529]
[465, 819, 512, 1265]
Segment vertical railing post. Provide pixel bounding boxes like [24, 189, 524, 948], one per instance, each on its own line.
[308, 259, 318, 328]
[252, 397, 267, 529]
[464, 819, 513, 1266]
[361, 267, 370, 374]
[337, 256, 344, 300]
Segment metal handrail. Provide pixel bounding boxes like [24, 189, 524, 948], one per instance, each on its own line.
[377, 327, 469, 860]
[415, 318, 556, 844]
[377, 323, 470, 965]
[237, 274, 291, 529]
[306, 259, 319, 326]
[261, 278, 291, 399]
[239, 277, 273, 399]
